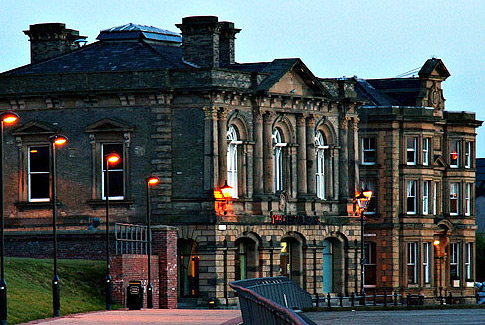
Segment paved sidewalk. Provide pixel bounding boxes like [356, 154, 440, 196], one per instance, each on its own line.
[22, 309, 242, 325]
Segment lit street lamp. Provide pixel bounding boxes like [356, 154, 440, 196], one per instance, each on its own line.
[49, 134, 68, 317]
[356, 187, 373, 297]
[145, 175, 159, 309]
[104, 153, 120, 310]
[0, 111, 19, 325]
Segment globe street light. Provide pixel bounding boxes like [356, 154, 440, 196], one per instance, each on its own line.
[0, 111, 19, 325]
[49, 134, 68, 317]
[105, 153, 120, 310]
[356, 187, 373, 298]
[145, 175, 159, 308]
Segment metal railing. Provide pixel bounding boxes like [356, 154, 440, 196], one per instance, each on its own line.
[114, 223, 148, 255]
[230, 278, 311, 325]
[314, 291, 403, 308]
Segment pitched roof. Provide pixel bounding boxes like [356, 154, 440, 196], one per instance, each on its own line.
[2, 40, 188, 76]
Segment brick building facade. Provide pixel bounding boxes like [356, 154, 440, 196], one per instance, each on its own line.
[0, 16, 480, 306]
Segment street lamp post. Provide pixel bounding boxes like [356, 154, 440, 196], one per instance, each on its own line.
[0, 112, 19, 325]
[356, 188, 373, 297]
[104, 153, 120, 311]
[145, 176, 159, 309]
[49, 134, 68, 317]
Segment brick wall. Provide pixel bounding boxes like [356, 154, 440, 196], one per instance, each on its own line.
[152, 225, 178, 309]
[111, 254, 159, 308]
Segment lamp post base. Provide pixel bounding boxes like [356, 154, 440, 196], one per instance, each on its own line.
[147, 283, 153, 308]
[52, 275, 60, 317]
[0, 278, 6, 325]
[105, 274, 112, 310]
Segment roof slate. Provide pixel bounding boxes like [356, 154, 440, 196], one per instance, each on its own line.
[2, 40, 188, 76]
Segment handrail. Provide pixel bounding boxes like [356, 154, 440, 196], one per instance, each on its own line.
[230, 281, 310, 325]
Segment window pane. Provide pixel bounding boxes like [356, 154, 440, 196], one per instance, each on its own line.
[30, 173, 50, 200]
[29, 146, 49, 172]
[107, 170, 124, 197]
[103, 144, 123, 170]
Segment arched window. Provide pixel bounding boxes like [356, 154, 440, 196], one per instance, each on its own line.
[227, 125, 238, 198]
[315, 131, 327, 199]
[273, 129, 284, 192]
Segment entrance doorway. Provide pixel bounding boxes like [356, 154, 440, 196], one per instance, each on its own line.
[178, 239, 199, 297]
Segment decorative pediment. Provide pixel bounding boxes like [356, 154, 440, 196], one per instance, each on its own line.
[85, 118, 134, 133]
[12, 121, 59, 136]
[433, 154, 447, 168]
[259, 59, 330, 97]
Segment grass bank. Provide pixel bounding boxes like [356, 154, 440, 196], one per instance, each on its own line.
[5, 257, 106, 324]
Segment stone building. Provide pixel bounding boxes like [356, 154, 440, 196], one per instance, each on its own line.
[0, 17, 363, 305]
[353, 59, 482, 297]
[0, 16, 480, 306]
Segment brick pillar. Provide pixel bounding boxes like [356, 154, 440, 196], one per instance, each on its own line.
[152, 225, 178, 309]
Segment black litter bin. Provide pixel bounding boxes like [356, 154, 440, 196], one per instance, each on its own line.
[127, 281, 144, 310]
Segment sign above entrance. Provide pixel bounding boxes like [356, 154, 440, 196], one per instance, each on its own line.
[271, 215, 320, 225]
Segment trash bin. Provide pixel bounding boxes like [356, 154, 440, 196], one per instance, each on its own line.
[126, 281, 144, 310]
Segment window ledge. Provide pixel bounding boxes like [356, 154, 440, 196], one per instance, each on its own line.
[87, 199, 134, 208]
[15, 201, 61, 211]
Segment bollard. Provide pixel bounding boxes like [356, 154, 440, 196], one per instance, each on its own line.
[327, 292, 331, 309]
[339, 293, 343, 307]
[383, 291, 387, 307]
[315, 292, 319, 308]
[373, 290, 377, 306]
[351, 292, 355, 307]
[362, 292, 366, 306]
[393, 291, 397, 306]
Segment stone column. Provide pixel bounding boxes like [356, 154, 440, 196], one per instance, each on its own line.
[306, 116, 316, 195]
[151, 225, 178, 309]
[263, 112, 274, 194]
[244, 142, 253, 198]
[217, 108, 228, 187]
[203, 106, 218, 192]
[253, 108, 264, 195]
[339, 116, 350, 199]
[296, 114, 307, 196]
[349, 117, 360, 196]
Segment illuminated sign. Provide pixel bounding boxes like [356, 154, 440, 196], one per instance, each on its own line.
[271, 215, 320, 225]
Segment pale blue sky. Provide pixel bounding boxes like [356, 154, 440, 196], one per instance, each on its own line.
[1, 0, 484, 155]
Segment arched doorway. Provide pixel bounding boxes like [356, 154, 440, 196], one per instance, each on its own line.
[280, 236, 303, 287]
[235, 237, 258, 280]
[322, 237, 344, 293]
[177, 239, 199, 297]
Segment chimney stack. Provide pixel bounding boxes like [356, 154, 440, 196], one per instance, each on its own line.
[24, 23, 87, 64]
[176, 16, 240, 68]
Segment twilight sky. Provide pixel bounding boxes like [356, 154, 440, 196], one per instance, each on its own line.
[1, 0, 484, 155]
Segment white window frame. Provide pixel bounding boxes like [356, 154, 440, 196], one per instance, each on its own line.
[362, 137, 376, 165]
[227, 125, 240, 198]
[450, 182, 459, 216]
[433, 182, 438, 215]
[272, 129, 285, 192]
[407, 242, 418, 284]
[28, 145, 50, 202]
[407, 180, 417, 215]
[450, 242, 459, 281]
[465, 183, 471, 216]
[450, 140, 459, 168]
[423, 138, 429, 166]
[465, 242, 472, 280]
[101, 143, 125, 200]
[315, 132, 327, 199]
[407, 137, 417, 165]
[423, 181, 429, 215]
[423, 242, 431, 284]
[465, 141, 471, 168]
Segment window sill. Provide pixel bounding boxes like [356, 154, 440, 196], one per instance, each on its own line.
[15, 201, 61, 211]
[87, 199, 134, 208]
